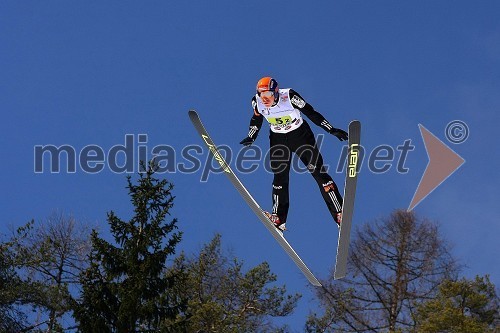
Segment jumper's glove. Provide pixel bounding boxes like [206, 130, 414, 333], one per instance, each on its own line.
[239, 137, 255, 146]
[329, 128, 348, 141]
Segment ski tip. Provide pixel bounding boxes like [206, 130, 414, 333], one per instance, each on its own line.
[188, 110, 199, 121]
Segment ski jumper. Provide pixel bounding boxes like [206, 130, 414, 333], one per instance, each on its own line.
[245, 88, 343, 225]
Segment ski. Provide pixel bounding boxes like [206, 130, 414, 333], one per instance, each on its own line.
[189, 110, 322, 287]
[334, 120, 361, 279]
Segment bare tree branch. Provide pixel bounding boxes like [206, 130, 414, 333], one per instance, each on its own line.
[309, 210, 459, 332]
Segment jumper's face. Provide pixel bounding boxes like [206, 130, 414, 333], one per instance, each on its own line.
[259, 90, 275, 107]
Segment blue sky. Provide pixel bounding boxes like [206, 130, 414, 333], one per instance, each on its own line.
[1, 0, 499, 329]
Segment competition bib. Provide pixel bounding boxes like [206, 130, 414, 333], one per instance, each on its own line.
[255, 89, 303, 133]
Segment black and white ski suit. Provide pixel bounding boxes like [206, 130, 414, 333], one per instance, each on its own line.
[243, 88, 345, 225]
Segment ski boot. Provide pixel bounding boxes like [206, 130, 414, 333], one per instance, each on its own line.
[264, 211, 286, 233]
[334, 212, 342, 228]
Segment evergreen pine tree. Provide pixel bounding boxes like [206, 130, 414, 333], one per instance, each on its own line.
[415, 275, 500, 332]
[74, 163, 184, 332]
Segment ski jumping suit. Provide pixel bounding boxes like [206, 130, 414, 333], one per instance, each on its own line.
[245, 88, 343, 225]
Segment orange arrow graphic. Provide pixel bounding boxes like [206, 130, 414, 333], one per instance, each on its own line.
[408, 124, 465, 211]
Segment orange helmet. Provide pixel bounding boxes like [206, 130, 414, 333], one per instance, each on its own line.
[256, 77, 279, 99]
